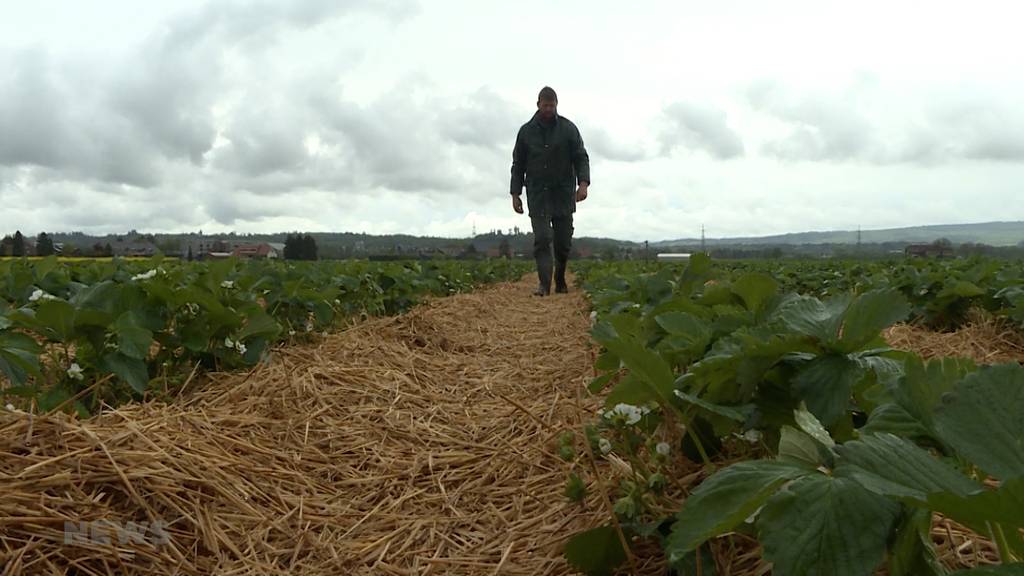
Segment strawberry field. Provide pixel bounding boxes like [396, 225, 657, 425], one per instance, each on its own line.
[0, 256, 529, 415]
[2, 254, 1023, 574]
[563, 255, 1024, 575]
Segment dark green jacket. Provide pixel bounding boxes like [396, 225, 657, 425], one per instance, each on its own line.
[510, 112, 590, 217]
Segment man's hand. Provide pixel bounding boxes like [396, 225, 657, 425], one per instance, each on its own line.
[575, 183, 589, 203]
[512, 195, 524, 214]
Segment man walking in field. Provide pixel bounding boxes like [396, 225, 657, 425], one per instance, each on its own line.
[510, 86, 591, 296]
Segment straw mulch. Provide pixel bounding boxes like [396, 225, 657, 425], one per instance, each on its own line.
[0, 276, 624, 575]
[885, 311, 1024, 365]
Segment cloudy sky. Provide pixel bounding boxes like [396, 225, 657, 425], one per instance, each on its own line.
[2, 0, 1023, 241]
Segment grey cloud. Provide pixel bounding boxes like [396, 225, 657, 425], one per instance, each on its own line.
[215, 109, 310, 177]
[761, 122, 872, 162]
[313, 85, 468, 193]
[937, 103, 1024, 162]
[966, 133, 1024, 161]
[0, 35, 214, 188]
[108, 47, 219, 166]
[0, 0, 514, 224]
[194, 80, 517, 215]
[659, 102, 744, 159]
[202, 191, 289, 225]
[0, 0, 413, 191]
[167, 0, 417, 49]
[439, 87, 523, 150]
[0, 51, 67, 168]
[748, 79, 1024, 164]
[0, 50, 163, 187]
[747, 80, 875, 162]
[586, 128, 648, 162]
[125, 0, 418, 166]
[107, 0, 415, 170]
[0, 173, 204, 233]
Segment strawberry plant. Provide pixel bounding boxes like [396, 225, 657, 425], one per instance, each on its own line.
[665, 361, 1024, 575]
[566, 256, 1024, 575]
[0, 256, 529, 412]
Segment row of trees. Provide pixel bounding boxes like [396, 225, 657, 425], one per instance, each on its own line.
[1, 231, 116, 257]
[1, 230, 320, 260]
[283, 234, 318, 261]
[0, 231, 57, 257]
[464, 238, 512, 259]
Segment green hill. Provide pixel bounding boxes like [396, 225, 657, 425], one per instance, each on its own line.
[655, 221, 1024, 247]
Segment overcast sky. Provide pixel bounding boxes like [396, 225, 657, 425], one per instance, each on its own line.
[2, 0, 1023, 241]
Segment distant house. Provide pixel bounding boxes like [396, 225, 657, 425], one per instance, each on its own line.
[187, 237, 259, 260]
[188, 237, 220, 258]
[657, 253, 692, 262]
[112, 238, 158, 257]
[904, 243, 954, 258]
[231, 243, 281, 259]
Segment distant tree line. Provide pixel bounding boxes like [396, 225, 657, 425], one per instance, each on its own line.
[284, 234, 318, 261]
[0, 229, 113, 257]
[35, 232, 55, 256]
[0, 231, 25, 257]
[4, 227, 1024, 261]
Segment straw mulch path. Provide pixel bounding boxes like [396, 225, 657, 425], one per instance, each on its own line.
[885, 313, 1024, 365]
[0, 276, 620, 575]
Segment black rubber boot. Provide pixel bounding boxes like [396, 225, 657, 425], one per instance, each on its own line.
[536, 257, 552, 296]
[554, 261, 568, 293]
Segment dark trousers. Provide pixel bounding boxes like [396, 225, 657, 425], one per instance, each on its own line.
[531, 213, 573, 291]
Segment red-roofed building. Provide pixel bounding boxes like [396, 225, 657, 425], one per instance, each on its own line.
[231, 243, 281, 259]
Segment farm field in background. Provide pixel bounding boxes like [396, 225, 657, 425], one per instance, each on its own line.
[0, 257, 161, 262]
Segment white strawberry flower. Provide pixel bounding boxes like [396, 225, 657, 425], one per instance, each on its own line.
[67, 363, 85, 381]
[131, 269, 158, 281]
[29, 288, 57, 302]
[221, 280, 235, 289]
[235, 342, 247, 355]
[742, 429, 763, 444]
[656, 442, 671, 457]
[224, 337, 234, 348]
[605, 403, 651, 426]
